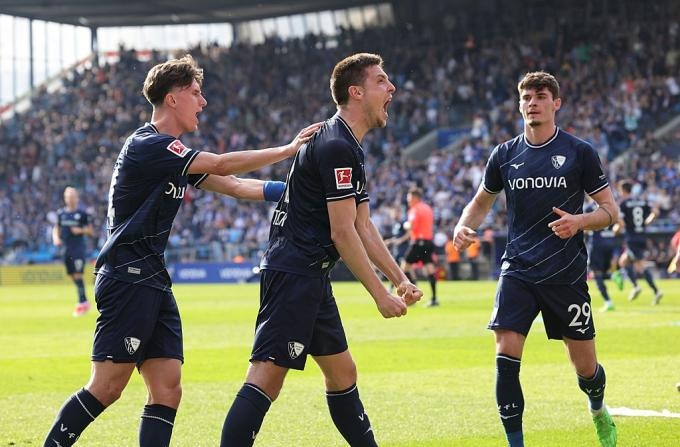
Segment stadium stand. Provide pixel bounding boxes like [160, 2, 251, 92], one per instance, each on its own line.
[0, 3, 678, 275]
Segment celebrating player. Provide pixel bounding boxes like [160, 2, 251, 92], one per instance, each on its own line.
[220, 53, 422, 447]
[453, 71, 618, 447]
[43, 54, 320, 446]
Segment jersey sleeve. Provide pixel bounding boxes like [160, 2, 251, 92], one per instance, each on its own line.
[80, 212, 90, 226]
[188, 173, 209, 188]
[581, 144, 608, 195]
[317, 139, 361, 202]
[144, 136, 201, 178]
[482, 145, 503, 194]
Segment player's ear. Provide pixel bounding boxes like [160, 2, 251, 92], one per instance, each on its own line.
[164, 92, 177, 108]
[554, 97, 561, 111]
[348, 85, 363, 100]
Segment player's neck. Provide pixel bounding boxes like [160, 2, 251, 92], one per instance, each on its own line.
[150, 111, 183, 138]
[337, 109, 368, 142]
[524, 123, 557, 146]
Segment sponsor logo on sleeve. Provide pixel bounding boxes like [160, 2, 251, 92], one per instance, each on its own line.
[166, 139, 191, 158]
[334, 167, 352, 189]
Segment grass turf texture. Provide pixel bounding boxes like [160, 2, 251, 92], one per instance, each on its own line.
[1, 279, 678, 446]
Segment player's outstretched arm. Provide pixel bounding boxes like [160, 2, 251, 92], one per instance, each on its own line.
[187, 122, 322, 176]
[354, 202, 422, 305]
[328, 198, 408, 318]
[198, 175, 285, 202]
[454, 186, 496, 250]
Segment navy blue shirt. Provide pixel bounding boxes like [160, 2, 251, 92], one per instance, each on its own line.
[95, 123, 207, 291]
[56, 208, 90, 257]
[619, 198, 652, 244]
[584, 203, 617, 249]
[261, 115, 368, 277]
[483, 128, 608, 284]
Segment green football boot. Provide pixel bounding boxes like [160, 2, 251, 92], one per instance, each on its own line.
[592, 407, 617, 447]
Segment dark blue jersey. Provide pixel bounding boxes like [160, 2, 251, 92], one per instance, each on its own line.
[584, 203, 617, 249]
[619, 198, 651, 243]
[95, 123, 207, 291]
[56, 208, 90, 256]
[261, 115, 369, 276]
[483, 128, 608, 284]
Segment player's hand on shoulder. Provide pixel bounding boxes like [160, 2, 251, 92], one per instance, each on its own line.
[453, 225, 477, 250]
[375, 291, 408, 318]
[548, 207, 583, 239]
[396, 281, 422, 306]
[287, 122, 323, 155]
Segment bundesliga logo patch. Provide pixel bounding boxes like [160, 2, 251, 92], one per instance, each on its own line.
[334, 167, 352, 189]
[167, 139, 191, 158]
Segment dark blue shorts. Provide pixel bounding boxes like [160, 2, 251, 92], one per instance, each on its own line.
[405, 239, 434, 264]
[92, 274, 183, 367]
[64, 253, 85, 275]
[625, 240, 646, 261]
[488, 275, 595, 340]
[250, 269, 348, 370]
[588, 242, 618, 273]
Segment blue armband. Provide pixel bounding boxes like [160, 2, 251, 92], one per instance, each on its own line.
[263, 181, 286, 202]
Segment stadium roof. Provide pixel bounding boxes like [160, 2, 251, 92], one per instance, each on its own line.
[0, 0, 381, 27]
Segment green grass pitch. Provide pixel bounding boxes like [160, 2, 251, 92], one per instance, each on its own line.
[1, 279, 678, 446]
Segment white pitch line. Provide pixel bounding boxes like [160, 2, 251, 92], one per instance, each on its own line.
[608, 407, 680, 418]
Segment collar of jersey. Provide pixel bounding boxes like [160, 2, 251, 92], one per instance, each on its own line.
[148, 122, 160, 134]
[523, 126, 559, 148]
[335, 115, 364, 151]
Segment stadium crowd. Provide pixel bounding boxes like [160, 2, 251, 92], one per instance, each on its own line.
[1, 7, 679, 271]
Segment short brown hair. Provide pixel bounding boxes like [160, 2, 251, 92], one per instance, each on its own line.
[330, 53, 383, 106]
[407, 186, 423, 198]
[517, 71, 560, 100]
[143, 54, 204, 106]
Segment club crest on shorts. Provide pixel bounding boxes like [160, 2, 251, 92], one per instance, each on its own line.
[124, 337, 141, 355]
[288, 341, 305, 359]
[551, 155, 566, 169]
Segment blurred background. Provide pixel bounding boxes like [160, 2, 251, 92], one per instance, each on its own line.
[0, 0, 678, 285]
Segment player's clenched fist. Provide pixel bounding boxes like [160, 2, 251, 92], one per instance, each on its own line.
[453, 224, 477, 250]
[375, 292, 408, 318]
[396, 281, 423, 306]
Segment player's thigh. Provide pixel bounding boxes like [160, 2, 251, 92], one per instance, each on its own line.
[91, 275, 171, 365]
[308, 277, 348, 357]
[487, 276, 540, 337]
[562, 337, 597, 377]
[313, 350, 356, 391]
[536, 281, 595, 340]
[139, 358, 182, 407]
[250, 270, 326, 371]
[86, 360, 136, 406]
[141, 289, 184, 366]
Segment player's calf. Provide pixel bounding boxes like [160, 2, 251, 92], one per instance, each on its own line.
[326, 383, 377, 447]
[43, 388, 105, 447]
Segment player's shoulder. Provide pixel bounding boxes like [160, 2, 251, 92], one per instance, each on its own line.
[129, 123, 176, 150]
[491, 134, 523, 159]
[558, 128, 595, 152]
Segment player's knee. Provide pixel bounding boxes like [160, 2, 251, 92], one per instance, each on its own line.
[89, 381, 126, 406]
[148, 381, 182, 407]
[324, 360, 357, 390]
